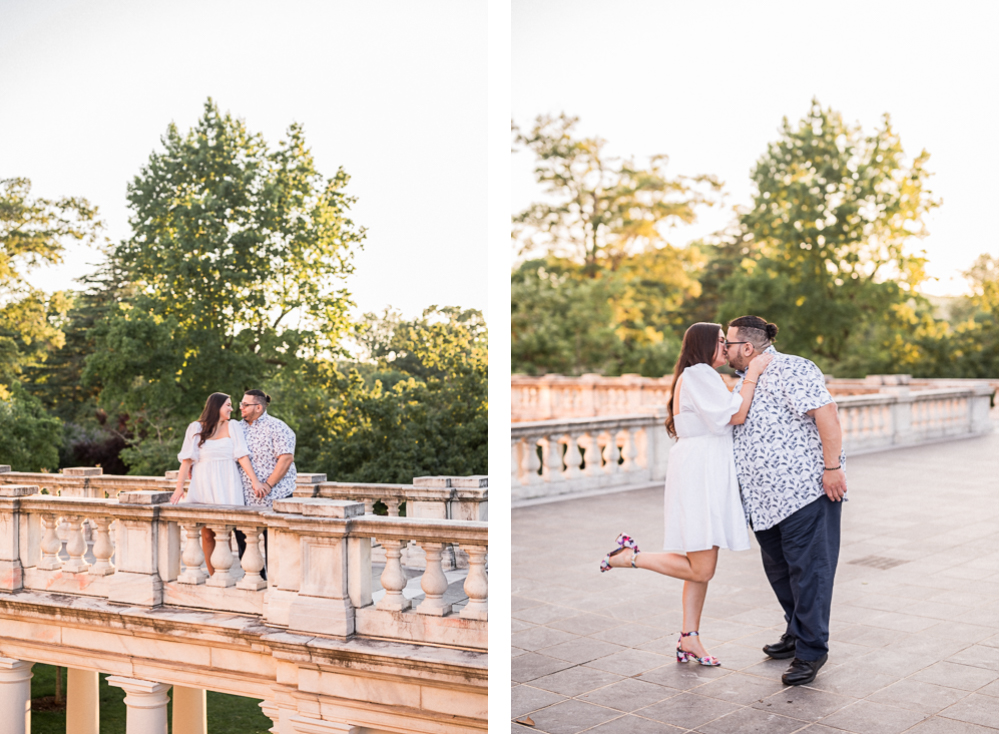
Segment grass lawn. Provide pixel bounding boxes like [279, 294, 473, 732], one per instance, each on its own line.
[30, 664, 273, 733]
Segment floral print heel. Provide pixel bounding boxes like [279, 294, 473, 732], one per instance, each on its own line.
[599, 534, 640, 572]
[676, 631, 720, 666]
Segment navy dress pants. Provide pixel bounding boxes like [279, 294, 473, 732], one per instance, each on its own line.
[754, 494, 842, 661]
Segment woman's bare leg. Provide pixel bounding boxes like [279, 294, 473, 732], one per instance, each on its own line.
[680, 549, 718, 656]
[609, 546, 719, 657]
[608, 547, 718, 582]
[201, 527, 217, 576]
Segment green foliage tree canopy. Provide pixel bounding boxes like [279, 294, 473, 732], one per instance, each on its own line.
[0, 178, 103, 392]
[513, 113, 722, 273]
[120, 98, 365, 346]
[722, 99, 940, 368]
[85, 98, 367, 474]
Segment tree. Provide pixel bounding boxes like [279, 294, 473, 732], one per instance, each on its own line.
[0, 382, 63, 472]
[511, 256, 687, 377]
[511, 259, 624, 375]
[85, 98, 365, 474]
[0, 177, 103, 395]
[513, 113, 722, 274]
[511, 114, 717, 376]
[289, 307, 488, 483]
[719, 100, 939, 372]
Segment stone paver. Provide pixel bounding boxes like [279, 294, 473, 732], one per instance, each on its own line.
[511, 432, 999, 732]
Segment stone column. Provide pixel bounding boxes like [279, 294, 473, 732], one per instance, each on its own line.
[172, 685, 206, 734]
[106, 676, 171, 734]
[0, 658, 33, 734]
[66, 667, 99, 734]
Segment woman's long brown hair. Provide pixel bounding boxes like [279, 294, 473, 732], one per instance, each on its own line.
[664, 323, 723, 439]
[197, 392, 230, 448]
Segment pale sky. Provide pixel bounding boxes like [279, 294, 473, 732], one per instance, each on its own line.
[512, 0, 1000, 297]
[0, 0, 486, 319]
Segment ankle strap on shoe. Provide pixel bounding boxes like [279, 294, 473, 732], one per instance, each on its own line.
[679, 630, 700, 637]
[631, 550, 640, 568]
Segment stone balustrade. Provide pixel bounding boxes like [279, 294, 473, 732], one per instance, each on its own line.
[512, 372, 998, 421]
[511, 413, 671, 503]
[0, 485, 487, 651]
[0, 471, 488, 732]
[292, 474, 489, 522]
[512, 384, 995, 504]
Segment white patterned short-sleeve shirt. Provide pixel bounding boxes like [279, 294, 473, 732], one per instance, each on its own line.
[732, 346, 846, 531]
[238, 412, 297, 508]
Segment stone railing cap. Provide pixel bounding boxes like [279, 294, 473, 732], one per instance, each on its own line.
[272, 497, 365, 518]
[0, 465, 10, 474]
[0, 485, 39, 497]
[448, 475, 487, 488]
[295, 473, 327, 484]
[412, 475, 487, 489]
[119, 490, 172, 505]
[412, 476, 452, 488]
[62, 467, 103, 476]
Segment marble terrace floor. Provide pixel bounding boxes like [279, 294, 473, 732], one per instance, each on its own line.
[512, 431, 999, 734]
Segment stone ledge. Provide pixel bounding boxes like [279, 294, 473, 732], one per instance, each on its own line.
[0, 590, 487, 683]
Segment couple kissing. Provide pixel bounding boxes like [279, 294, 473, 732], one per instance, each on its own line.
[602, 315, 846, 687]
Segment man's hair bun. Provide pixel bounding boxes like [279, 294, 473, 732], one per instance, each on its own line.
[245, 388, 271, 405]
[764, 323, 779, 340]
[265, 393, 272, 404]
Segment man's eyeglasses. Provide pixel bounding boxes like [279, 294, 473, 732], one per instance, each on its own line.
[723, 341, 752, 349]
[239, 401, 262, 408]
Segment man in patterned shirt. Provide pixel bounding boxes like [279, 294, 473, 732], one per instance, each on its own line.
[725, 315, 847, 686]
[235, 389, 298, 580]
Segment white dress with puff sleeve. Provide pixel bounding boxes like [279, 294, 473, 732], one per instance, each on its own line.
[177, 420, 248, 506]
[662, 363, 751, 553]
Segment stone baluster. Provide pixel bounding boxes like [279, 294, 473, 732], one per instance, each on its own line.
[542, 435, 565, 483]
[376, 539, 410, 611]
[363, 498, 375, 515]
[62, 516, 90, 573]
[38, 513, 63, 571]
[415, 542, 452, 616]
[602, 431, 622, 475]
[582, 432, 602, 476]
[390, 498, 405, 517]
[205, 525, 236, 588]
[177, 523, 207, 584]
[523, 436, 542, 485]
[236, 526, 266, 590]
[89, 516, 115, 576]
[563, 433, 583, 480]
[459, 545, 487, 620]
[620, 428, 639, 474]
[511, 438, 521, 486]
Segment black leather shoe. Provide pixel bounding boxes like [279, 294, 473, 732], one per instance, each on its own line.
[762, 633, 796, 659]
[781, 654, 828, 686]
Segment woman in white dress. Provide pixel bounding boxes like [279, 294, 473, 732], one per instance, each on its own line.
[600, 322, 772, 665]
[169, 392, 266, 575]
